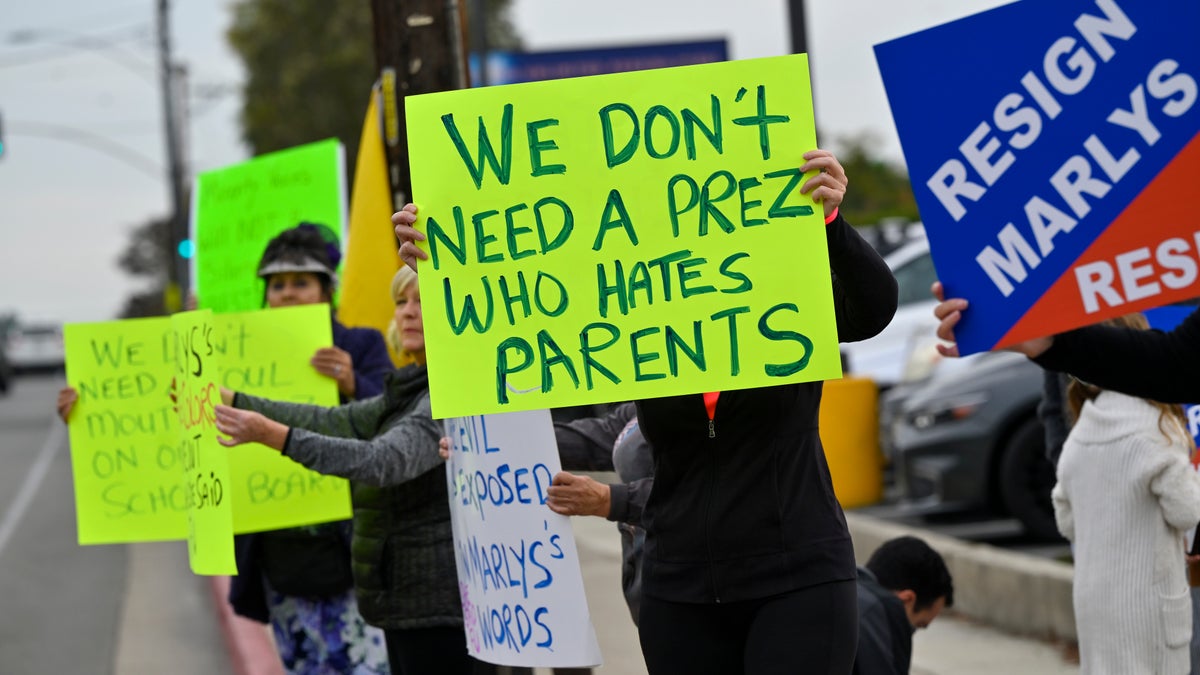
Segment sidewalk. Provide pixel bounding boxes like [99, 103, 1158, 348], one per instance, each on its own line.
[912, 614, 1077, 675]
[113, 542, 233, 675]
[567, 515, 1080, 675]
[115, 514, 1080, 674]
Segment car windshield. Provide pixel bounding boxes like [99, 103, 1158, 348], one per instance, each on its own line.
[892, 248, 937, 308]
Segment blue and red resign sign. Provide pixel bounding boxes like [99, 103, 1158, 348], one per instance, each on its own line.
[876, 0, 1200, 354]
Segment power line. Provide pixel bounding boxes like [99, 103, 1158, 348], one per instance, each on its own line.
[7, 120, 162, 179]
[13, 3, 148, 37]
[0, 24, 154, 81]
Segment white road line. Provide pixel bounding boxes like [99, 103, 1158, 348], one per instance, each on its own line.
[0, 417, 64, 559]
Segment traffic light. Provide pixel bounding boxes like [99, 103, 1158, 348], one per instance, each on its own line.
[177, 238, 195, 259]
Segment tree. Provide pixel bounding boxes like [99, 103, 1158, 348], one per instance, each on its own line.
[116, 215, 172, 318]
[113, 0, 520, 318]
[829, 132, 921, 227]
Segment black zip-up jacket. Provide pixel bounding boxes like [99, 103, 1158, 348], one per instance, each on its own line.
[636, 213, 898, 604]
[1034, 305, 1200, 404]
[853, 566, 912, 675]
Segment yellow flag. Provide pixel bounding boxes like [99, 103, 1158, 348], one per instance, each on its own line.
[338, 85, 407, 365]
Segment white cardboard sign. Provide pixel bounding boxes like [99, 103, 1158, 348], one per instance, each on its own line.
[444, 409, 603, 668]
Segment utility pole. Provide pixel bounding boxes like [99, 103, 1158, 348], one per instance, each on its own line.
[157, 0, 189, 311]
[370, 0, 470, 211]
[469, 0, 488, 86]
[787, 0, 815, 145]
[787, 0, 809, 55]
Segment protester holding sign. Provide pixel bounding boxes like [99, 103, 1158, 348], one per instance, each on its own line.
[254, 224, 394, 401]
[213, 267, 495, 675]
[548, 401, 652, 626]
[397, 148, 899, 675]
[58, 226, 393, 672]
[932, 285, 1200, 404]
[437, 399, 648, 649]
[229, 224, 392, 675]
[1051, 312, 1200, 674]
[878, 0, 1200, 405]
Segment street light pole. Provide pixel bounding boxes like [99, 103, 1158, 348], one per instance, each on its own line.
[157, 0, 189, 311]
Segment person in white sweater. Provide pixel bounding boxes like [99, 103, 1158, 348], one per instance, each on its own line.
[1053, 313, 1200, 674]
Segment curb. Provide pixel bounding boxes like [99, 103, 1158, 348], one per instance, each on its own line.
[845, 511, 1077, 643]
[206, 576, 285, 675]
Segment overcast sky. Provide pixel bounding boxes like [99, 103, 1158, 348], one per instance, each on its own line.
[0, 0, 1007, 325]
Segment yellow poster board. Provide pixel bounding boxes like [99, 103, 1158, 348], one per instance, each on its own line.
[62, 306, 351, 547]
[406, 54, 841, 418]
[171, 309, 237, 574]
[63, 316, 189, 544]
[216, 304, 351, 533]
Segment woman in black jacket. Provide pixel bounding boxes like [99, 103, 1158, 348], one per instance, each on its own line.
[395, 149, 899, 675]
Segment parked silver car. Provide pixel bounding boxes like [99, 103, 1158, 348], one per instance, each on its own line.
[840, 234, 939, 390]
[8, 323, 66, 374]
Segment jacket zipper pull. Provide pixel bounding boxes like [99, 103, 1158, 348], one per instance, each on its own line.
[708, 419, 716, 438]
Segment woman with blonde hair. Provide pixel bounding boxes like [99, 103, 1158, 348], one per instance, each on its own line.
[384, 265, 421, 363]
[1053, 311, 1200, 674]
[214, 266, 496, 675]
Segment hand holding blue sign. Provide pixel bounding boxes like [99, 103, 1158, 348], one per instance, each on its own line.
[879, 0, 1200, 355]
[933, 280, 1200, 404]
[931, 281, 1052, 359]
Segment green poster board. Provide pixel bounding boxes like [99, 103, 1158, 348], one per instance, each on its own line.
[193, 138, 347, 314]
[405, 54, 841, 418]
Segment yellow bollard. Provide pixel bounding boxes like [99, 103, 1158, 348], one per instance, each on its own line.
[819, 376, 882, 508]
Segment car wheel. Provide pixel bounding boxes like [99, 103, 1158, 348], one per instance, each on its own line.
[998, 417, 1061, 541]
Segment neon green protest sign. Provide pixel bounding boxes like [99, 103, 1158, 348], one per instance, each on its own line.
[171, 309, 237, 574]
[192, 138, 347, 314]
[63, 316, 190, 544]
[216, 304, 351, 533]
[62, 306, 349, 548]
[406, 54, 841, 418]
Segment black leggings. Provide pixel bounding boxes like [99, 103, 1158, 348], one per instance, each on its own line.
[638, 580, 858, 675]
[384, 627, 497, 675]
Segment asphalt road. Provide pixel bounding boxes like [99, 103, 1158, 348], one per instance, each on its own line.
[0, 374, 229, 675]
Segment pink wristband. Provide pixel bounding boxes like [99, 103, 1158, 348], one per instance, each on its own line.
[824, 207, 839, 225]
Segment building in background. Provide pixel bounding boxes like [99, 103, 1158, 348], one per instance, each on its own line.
[471, 38, 728, 86]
